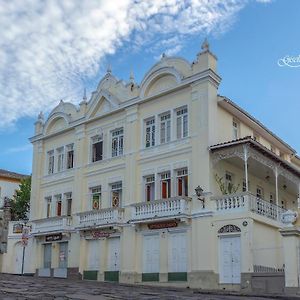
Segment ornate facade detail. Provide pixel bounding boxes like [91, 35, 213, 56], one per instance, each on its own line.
[212, 144, 299, 187]
[281, 210, 298, 227]
[211, 145, 245, 165]
[279, 169, 299, 185]
[248, 148, 276, 171]
[218, 224, 241, 234]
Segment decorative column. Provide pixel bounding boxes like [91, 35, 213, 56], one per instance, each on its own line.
[280, 211, 299, 293]
[275, 166, 279, 207]
[243, 145, 249, 192]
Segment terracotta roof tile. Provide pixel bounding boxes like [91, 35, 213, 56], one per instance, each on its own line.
[0, 169, 29, 180]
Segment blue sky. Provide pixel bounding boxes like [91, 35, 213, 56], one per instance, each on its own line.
[0, 0, 299, 175]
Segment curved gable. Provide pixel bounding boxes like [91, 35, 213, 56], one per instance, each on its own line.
[44, 114, 69, 135]
[144, 74, 178, 97]
[140, 67, 182, 98]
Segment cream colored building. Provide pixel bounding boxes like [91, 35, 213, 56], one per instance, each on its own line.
[26, 41, 300, 292]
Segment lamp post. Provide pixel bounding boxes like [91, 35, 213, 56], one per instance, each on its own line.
[195, 185, 205, 208]
[21, 221, 29, 275]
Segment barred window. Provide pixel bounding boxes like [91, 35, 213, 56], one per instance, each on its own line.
[47, 150, 54, 174]
[145, 118, 155, 148]
[111, 128, 124, 157]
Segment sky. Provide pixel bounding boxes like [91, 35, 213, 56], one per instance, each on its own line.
[0, 0, 299, 175]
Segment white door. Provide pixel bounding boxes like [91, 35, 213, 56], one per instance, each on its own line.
[87, 240, 100, 270]
[143, 235, 160, 273]
[59, 242, 68, 269]
[14, 243, 23, 274]
[107, 238, 120, 271]
[219, 236, 241, 284]
[168, 232, 187, 273]
[44, 243, 52, 269]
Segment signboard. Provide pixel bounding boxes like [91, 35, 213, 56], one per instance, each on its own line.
[148, 221, 178, 230]
[45, 233, 63, 242]
[13, 223, 23, 234]
[21, 239, 28, 247]
[87, 229, 116, 239]
[21, 226, 30, 247]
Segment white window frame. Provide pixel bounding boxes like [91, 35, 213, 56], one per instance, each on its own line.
[232, 119, 239, 140]
[90, 186, 101, 210]
[144, 175, 155, 202]
[176, 168, 188, 197]
[160, 171, 171, 199]
[57, 147, 64, 173]
[54, 194, 62, 217]
[64, 192, 72, 216]
[111, 128, 124, 157]
[145, 117, 156, 148]
[160, 112, 171, 144]
[47, 150, 55, 175]
[45, 196, 52, 218]
[256, 186, 264, 199]
[111, 182, 122, 208]
[66, 144, 74, 169]
[176, 106, 188, 139]
[91, 135, 103, 162]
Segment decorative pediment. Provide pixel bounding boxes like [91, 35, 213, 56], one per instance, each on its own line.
[48, 100, 77, 119]
[86, 90, 120, 119]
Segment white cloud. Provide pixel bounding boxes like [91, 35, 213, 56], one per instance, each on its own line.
[0, 0, 271, 128]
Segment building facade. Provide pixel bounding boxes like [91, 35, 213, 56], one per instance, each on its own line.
[28, 41, 300, 292]
[0, 169, 28, 272]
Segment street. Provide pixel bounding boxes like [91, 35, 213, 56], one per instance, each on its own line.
[0, 274, 295, 300]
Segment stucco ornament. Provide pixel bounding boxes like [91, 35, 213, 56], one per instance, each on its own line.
[281, 210, 298, 227]
[37, 111, 44, 122]
[201, 38, 209, 51]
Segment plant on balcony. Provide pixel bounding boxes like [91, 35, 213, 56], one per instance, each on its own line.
[215, 174, 240, 195]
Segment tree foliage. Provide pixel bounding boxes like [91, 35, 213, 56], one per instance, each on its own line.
[10, 176, 31, 221]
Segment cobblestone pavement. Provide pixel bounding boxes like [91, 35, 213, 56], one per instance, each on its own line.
[0, 274, 296, 300]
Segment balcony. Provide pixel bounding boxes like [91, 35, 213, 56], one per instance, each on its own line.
[31, 216, 72, 235]
[131, 196, 191, 223]
[212, 192, 286, 222]
[76, 207, 124, 229]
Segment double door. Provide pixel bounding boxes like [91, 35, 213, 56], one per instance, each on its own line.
[219, 236, 241, 284]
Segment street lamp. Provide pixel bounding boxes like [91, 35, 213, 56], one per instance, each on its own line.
[195, 185, 205, 208]
[21, 220, 29, 275]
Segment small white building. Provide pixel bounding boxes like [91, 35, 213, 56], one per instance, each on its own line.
[0, 169, 28, 273]
[0, 169, 27, 207]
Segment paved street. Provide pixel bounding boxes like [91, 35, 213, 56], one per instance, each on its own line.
[0, 274, 297, 300]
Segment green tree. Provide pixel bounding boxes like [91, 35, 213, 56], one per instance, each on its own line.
[10, 176, 31, 221]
